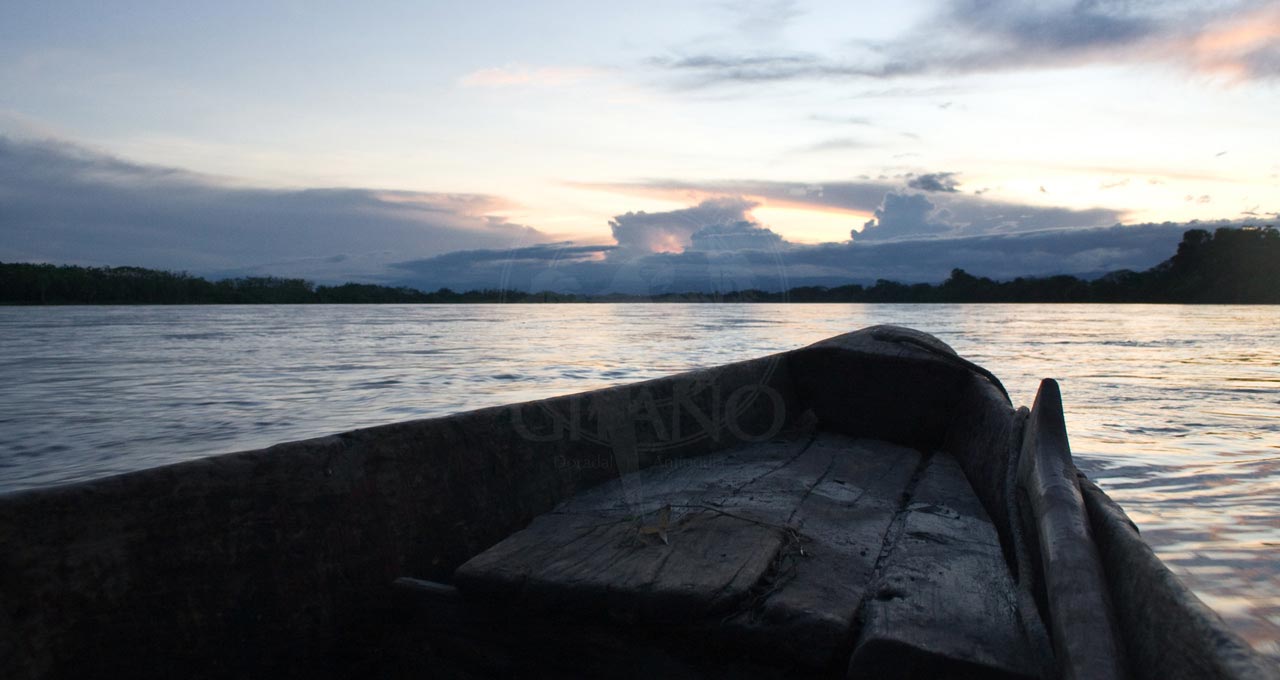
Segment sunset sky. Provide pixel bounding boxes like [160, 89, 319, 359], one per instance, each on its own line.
[2, 1, 1277, 291]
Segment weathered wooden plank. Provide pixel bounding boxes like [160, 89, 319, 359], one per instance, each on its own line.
[718, 436, 923, 668]
[849, 453, 1042, 679]
[452, 436, 815, 622]
[552, 436, 817, 517]
[455, 432, 928, 670]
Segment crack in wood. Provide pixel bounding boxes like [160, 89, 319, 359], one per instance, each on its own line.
[867, 450, 936, 583]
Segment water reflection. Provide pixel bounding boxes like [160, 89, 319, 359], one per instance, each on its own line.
[0, 303, 1276, 656]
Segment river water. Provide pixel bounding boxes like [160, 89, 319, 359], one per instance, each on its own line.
[0, 303, 1276, 656]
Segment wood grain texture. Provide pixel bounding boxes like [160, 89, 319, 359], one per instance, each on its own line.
[718, 437, 923, 668]
[454, 435, 820, 623]
[849, 453, 1042, 679]
[455, 434, 1044, 673]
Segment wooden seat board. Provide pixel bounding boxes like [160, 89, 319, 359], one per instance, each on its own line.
[455, 434, 924, 659]
[718, 436, 924, 667]
[453, 436, 817, 620]
[452, 433, 1031, 673]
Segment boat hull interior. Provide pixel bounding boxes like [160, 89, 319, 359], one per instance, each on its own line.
[1, 326, 1273, 679]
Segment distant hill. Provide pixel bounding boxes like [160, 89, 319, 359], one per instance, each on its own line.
[2, 226, 1276, 304]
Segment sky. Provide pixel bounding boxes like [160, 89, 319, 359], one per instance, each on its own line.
[1, 1, 1277, 293]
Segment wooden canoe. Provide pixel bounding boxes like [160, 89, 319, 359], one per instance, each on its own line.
[0, 326, 1274, 678]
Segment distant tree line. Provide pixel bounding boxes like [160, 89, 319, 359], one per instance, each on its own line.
[2, 226, 1276, 305]
[758, 225, 1279, 304]
[0, 265, 576, 304]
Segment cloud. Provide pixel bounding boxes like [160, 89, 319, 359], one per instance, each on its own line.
[688, 219, 785, 251]
[809, 114, 874, 125]
[0, 136, 547, 280]
[725, 0, 804, 38]
[1, 134, 1226, 299]
[907, 172, 960, 193]
[577, 177, 1125, 239]
[1186, 4, 1280, 81]
[353, 196, 789, 296]
[389, 222, 1199, 294]
[458, 64, 598, 88]
[856, 193, 949, 241]
[391, 240, 790, 297]
[792, 137, 868, 154]
[570, 177, 892, 215]
[393, 199, 793, 296]
[653, 1, 1280, 85]
[386, 185, 1216, 296]
[783, 222, 1193, 283]
[922, 0, 1158, 61]
[654, 52, 838, 85]
[607, 197, 761, 254]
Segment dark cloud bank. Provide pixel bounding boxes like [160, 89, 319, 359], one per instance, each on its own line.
[0, 136, 544, 282]
[656, 0, 1280, 85]
[2, 136, 1236, 296]
[391, 220, 1192, 295]
[393, 182, 1204, 295]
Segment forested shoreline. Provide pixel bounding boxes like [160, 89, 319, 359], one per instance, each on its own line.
[2, 226, 1276, 304]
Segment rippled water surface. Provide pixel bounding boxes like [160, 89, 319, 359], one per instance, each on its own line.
[1, 303, 1277, 656]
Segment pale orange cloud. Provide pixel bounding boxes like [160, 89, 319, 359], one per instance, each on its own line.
[1188, 5, 1280, 82]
